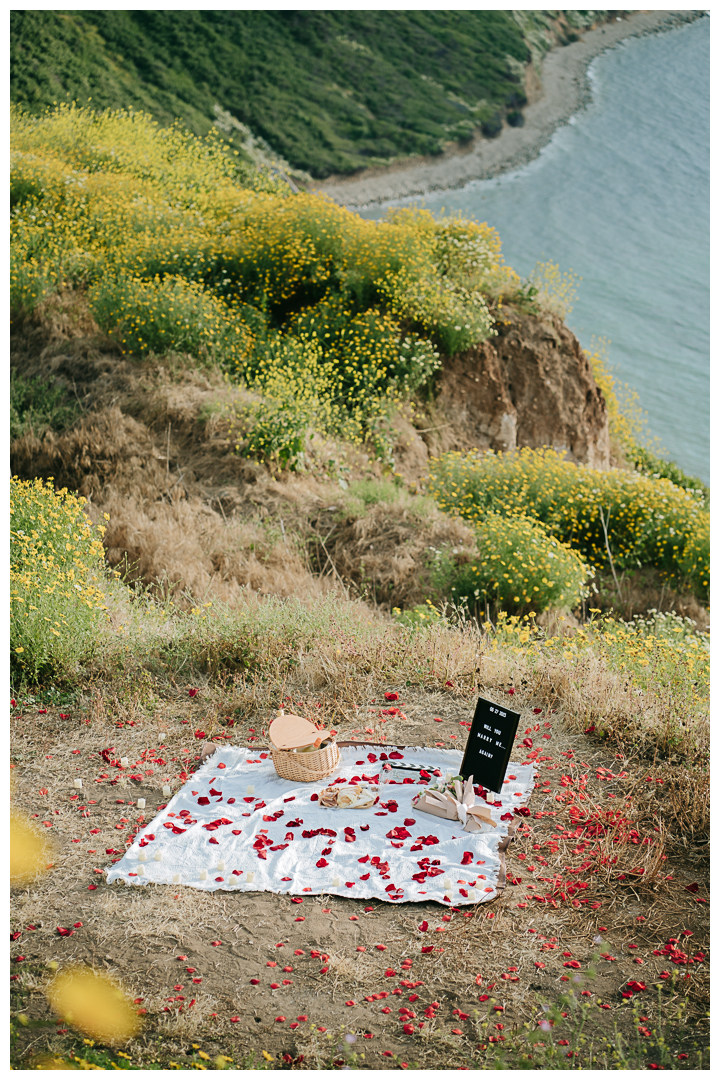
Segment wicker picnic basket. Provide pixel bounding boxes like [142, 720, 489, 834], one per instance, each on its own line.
[270, 739, 340, 782]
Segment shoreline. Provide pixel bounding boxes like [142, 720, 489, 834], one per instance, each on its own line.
[312, 10, 705, 209]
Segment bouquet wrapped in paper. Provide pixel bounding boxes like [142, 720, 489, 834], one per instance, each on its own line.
[412, 774, 496, 832]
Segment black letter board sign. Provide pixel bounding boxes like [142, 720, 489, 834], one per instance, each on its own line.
[459, 696, 521, 794]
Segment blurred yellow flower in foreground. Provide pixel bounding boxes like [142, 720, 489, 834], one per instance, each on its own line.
[46, 968, 141, 1045]
[10, 810, 53, 886]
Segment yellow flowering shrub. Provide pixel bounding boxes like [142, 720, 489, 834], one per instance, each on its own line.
[10, 102, 280, 197]
[11, 103, 518, 465]
[525, 260, 580, 320]
[584, 337, 650, 454]
[11, 477, 108, 683]
[488, 609, 708, 756]
[229, 335, 337, 470]
[452, 511, 590, 614]
[578, 611, 710, 697]
[89, 273, 253, 364]
[429, 447, 709, 602]
[431, 213, 521, 296]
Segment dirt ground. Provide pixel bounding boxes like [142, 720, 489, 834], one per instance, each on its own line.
[10, 678, 709, 1069]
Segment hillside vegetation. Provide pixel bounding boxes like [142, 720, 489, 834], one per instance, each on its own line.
[11, 9, 608, 178]
[10, 103, 518, 463]
[11, 103, 709, 644]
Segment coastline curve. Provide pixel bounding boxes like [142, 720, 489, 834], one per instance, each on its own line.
[313, 10, 706, 209]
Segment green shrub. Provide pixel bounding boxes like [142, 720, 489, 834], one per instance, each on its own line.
[392, 333, 442, 396]
[481, 112, 503, 138]
[428, 448, 709, 603]
[628, 443, 709, 503]
[10, 371, 80, 439]
[11, 477, 109, 684]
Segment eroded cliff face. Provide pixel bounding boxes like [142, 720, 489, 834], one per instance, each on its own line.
[11, 298, 611, 535]
[11, 298, 610, 498]
[393, 306, 610, 476]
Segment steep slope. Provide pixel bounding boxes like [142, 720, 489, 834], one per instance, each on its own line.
[10, 293, 708, 629]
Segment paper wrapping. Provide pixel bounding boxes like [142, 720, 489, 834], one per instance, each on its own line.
[412, 775, 496, 832]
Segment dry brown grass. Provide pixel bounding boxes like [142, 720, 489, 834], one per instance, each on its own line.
[316, 497, 478, 610]
[101, 493, 328, 605]
[12, 288, 103, 341]
[518, 650, 709, 852]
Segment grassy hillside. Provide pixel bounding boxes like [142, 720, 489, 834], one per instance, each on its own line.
[9, 479, 710, 1070]
[10, 103, 516, 461]
[10, 9, 606, 178]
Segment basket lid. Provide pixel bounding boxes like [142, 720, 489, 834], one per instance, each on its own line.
[269, 712, 329, 750]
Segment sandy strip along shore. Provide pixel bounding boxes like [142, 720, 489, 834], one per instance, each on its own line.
[313, 10, 705, 209]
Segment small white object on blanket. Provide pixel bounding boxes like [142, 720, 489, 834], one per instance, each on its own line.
[105, 745, 534, 905]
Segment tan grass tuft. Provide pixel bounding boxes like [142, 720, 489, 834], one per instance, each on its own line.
[319, 497, 478, 610]
[156, 991, 221, 1038]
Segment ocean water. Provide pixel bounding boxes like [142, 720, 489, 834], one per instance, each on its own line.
[362, 18, 710, 482]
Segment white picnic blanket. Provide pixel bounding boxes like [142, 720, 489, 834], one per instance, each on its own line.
[105, 745, 534, 905]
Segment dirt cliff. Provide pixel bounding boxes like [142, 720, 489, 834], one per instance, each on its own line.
[391, 307, 610, 479]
